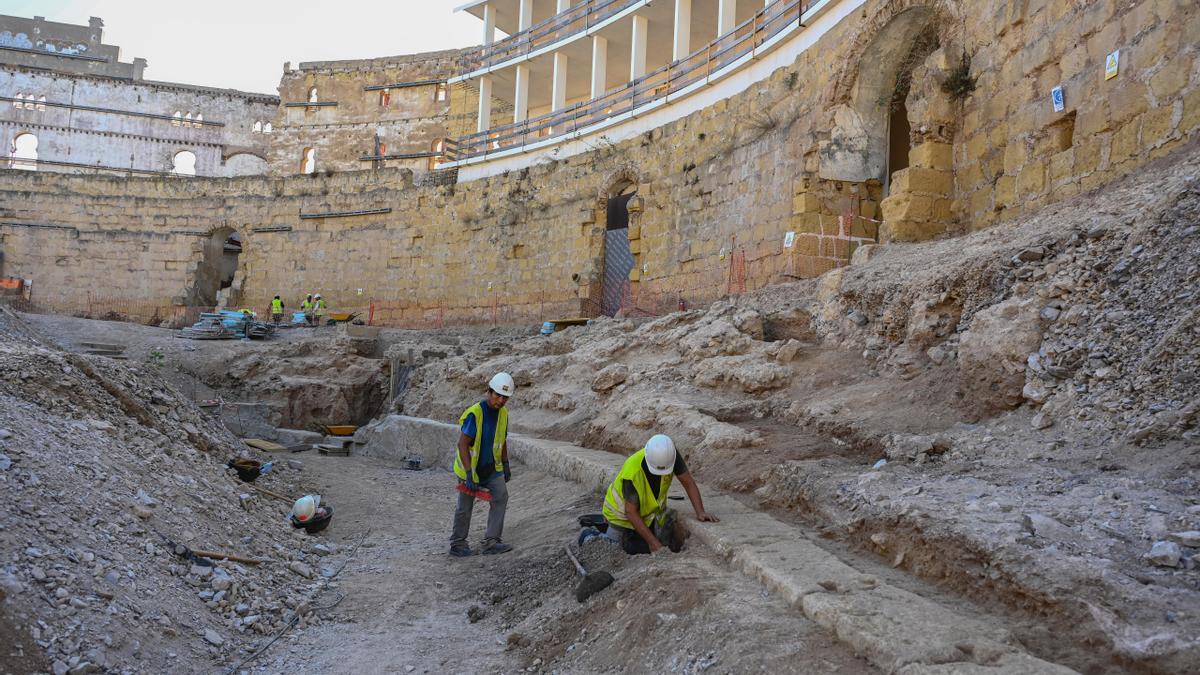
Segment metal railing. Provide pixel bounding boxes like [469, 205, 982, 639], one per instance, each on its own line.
[459, 0, 644, 73]
[449, 0, 805, 162]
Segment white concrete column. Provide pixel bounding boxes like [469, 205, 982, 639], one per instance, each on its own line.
[590, 35, 608, 99]
[717, 0, 736, 36]
[513, 65, 530, 123]
[477, 76, 492, 132]
[518, 0, 533, 30]
[630, 15, 648, 80]
[482, 3, 496, 45]
[673, 0, 692, 61]
[557, 0, 571, 12]
[552, 53, 569, 111]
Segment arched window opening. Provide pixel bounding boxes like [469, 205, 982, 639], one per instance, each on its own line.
[308, 87, 318, 103]
[263, 122, 272, 133]
[428, 138, 447, 170]
[435, 83, 448, 102]
[300, 147, 316, 174]
[253, 120, 262, 133]
[171, 111, 182, 126]
[36, 95, 45, 111]
[11, 132, 38, 170]
[379, 88, 390, 107]
[193, 113, 203, 127]
[172, 150, 197, 176]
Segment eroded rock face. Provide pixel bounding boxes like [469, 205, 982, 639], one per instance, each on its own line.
[957, 297, 1043, 417]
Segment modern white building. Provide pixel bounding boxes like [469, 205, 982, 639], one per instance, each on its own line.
[444, 0, 851, 179]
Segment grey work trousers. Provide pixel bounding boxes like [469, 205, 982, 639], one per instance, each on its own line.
[450, 472, 508, 547]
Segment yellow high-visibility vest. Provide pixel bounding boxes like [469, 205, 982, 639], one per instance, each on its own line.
[271, 298, 283, 314]
[602, 449, 672, 530]
[452, 402, 508, 481]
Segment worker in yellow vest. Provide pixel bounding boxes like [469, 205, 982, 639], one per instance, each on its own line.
[300, 294, 313, 325]
[270, 295, 284, 324]
[601, 434, 718, 554]
[449, 372, 516, 557]
[313, 294, 326, 326]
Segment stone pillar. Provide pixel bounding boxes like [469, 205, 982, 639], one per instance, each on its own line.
[673, 0, 692, 61]
[482, 3, 496, 45]
[879, 141, 955, 242]
[518, 0, 533, 31]
[513, 65, 530, 123]
[477, 76, 493, 133]
[630, 15, 648, 80]
[591, 35, 608, 99]
[717, 0, 736, 36]
[552, 53, 569, 111]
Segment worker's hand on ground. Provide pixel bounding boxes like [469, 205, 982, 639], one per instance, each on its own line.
[648, 539, 664, 554]
[503, 467, 512, 483]
[694, 510, 719, 523]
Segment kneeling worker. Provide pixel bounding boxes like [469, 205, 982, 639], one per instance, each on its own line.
[450, 372, 516, 557]
[602, 434, 718, 554]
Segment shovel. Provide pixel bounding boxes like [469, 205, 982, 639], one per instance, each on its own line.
[564, 544, 614, 603]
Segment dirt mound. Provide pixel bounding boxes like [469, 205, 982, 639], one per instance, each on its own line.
[180, 335, 388, 430]
[0, 330, 346, 673]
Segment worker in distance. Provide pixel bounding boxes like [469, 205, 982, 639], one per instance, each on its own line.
[601, 434, 718, 554]
[449, 372, 516, 557]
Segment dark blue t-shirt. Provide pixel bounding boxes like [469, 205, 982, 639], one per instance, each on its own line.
[461, 399, 500, 479]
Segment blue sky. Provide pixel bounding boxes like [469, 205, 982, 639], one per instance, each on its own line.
[0, 0, 483, 93]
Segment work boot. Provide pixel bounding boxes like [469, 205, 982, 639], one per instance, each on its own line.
[481, 539, 513, 555]
[449, 544, 473, 558]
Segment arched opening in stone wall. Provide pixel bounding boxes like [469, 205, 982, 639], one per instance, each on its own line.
[820, 7, 939, 191]
[11, 132, 38, 170]
[190, 227, 242, 308]
[599, 180, 638, 317]
[172, 150, 197, 176]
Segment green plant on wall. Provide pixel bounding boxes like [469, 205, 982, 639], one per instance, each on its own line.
[942, 53, 977, 100]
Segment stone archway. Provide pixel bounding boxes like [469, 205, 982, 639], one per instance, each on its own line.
[819, 2, 962, 242]
[592, 166, 643, 317]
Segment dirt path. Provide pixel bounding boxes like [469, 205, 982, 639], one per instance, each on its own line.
[254, 454, 876, 674]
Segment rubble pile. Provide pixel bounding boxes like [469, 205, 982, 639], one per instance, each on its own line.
[0, 328, 344, 674]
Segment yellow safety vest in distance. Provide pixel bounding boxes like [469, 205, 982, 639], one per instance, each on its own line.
[271, 299, 283, 313]
[302, 301, 312, 311]
[315, 299, 326, 314]
[602, 449, 672, 530]
[453, 402, 508, 481]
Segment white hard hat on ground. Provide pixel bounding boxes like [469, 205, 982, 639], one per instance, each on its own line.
[489, 372, 515, 397]
[644, 434, 676, 476]
[292, 494, 321, 522]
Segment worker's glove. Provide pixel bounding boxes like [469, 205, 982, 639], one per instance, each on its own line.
[503, 467, 512, 483]
[464, 476, 479, 492]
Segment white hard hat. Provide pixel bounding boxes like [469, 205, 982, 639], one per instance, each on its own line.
[644, 435, 676, 476]
[315, 294, 321, 298]
[292, 494, 321, 522]
[489, 372, 515, 397]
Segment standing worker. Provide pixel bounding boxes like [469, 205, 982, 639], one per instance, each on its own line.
[601, 434, 718, 554]
[270, 295, 284, 325]
[313, 294, 326, 326]
[301, 294, 313, 326]
[450, 372, 516, 557]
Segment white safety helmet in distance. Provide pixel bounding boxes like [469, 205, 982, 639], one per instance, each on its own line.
[644, 434, 676, 476]
[292, 494, 321, 522]
[489, 372, 515, 397]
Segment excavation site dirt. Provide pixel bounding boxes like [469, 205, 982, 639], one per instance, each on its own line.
[1, 149, 1198, 675]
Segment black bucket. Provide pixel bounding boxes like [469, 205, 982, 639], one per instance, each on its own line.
[227, 458, 262, 482]
[291, 505, 333, 534]
[577, 513, 608, 533]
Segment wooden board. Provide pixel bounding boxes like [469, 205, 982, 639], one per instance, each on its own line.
[243, 438, 287, 452]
